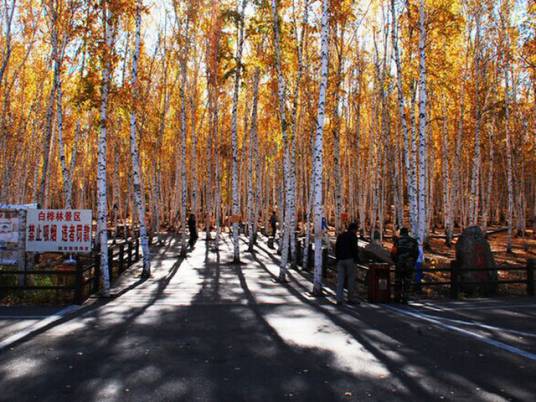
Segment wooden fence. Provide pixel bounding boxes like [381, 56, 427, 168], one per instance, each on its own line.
[293, 239, 535, 298]
[0, 237, 141, 305]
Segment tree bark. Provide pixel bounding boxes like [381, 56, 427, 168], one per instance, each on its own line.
[247, 67, 260, 251]
[230, 0, 247, 263]
[270, 0, 292, 280]
[130, 0, 151, 276]
[417, 0, 428, 256]
[97, 0, 113, 292]
[312, 0, 330, 295]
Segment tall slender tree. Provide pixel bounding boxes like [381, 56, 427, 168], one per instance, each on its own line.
[416, 0, 428, 262]
[97, 0, 114, 292]
[312, 0, 330, 296]
[230, 0, 247, 263]
[270, 0, 292, 281]
[130, 0, 151, 276]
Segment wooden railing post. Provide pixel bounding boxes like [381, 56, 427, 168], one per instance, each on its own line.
[119, 244, 125, 274]
[450, 260, 459, 299]
[74, 259, 84, 305]
[108, 247, 114, 283]
[127, 241, 133, 267]
[322, 248, 328, 278]
[93, 252, 101, 293]
[307, 243, 313, 270]
[527, 259, 535, 297]
[296, 240, 302, 267]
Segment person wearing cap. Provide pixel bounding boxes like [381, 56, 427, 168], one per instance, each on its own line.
[335, 222, 360, 305]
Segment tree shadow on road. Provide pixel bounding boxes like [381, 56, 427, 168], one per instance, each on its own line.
[247, 246, 536, 402]
[0, 238, 534, 402]
[0, 240, 404, 402]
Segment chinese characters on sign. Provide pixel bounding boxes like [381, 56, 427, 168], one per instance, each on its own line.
[26, 209, 93, 253]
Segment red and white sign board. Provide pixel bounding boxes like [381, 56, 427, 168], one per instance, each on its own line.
[26, 209, 93, 253]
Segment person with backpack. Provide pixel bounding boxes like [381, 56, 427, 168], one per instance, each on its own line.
[335, 222, 360, 306]
[391, 227, 419, 304]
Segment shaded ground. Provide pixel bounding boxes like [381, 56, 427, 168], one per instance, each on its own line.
[0, 233, 534, 402]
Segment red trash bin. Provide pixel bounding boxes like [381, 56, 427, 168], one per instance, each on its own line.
[368, 263, 391, 303]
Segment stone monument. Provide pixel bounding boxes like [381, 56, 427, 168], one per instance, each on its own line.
[454, 226, 497, 295]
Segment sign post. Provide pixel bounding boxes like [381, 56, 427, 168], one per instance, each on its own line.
[26, 209, 93, 254]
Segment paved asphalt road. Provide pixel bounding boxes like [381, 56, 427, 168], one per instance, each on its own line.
[0, 235, 534, 402]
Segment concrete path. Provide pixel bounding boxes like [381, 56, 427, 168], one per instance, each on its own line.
[0, 234, 534, 401]
[0, 306, 80, 351]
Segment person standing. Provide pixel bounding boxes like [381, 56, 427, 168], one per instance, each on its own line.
[270, 211, 277, 238]
[335, 222, 360, 305]
[391, 227, 419, 303]
[188, 213, 198, 248]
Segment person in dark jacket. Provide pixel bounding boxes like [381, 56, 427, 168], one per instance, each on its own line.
[335, 222, 360, 305]
[270, 211, 277, 238]
[391, 227, 419, 303]
[188, 213, 198, 248]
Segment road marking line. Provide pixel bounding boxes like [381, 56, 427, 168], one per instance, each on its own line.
[414, 312, 536, 338]
[385, 305, 536, 362]
[413, 303, 536, 312]
[0, 305, 80, 352]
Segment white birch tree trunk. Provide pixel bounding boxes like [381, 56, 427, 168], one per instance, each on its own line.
[441, 101, 453, 244]
[452, 77, 465, 232]
[179, 66, 188, 256]
[130, 0, 151, 276]
[0, 0, 16, 87]
[287, 0, 309, 267]
[391, 0, 417, 234]
[409, 84, 419, 236]
[214, 103, 221, 250]
[271, 0, 291, 280]
[38, 67, 57, 207]
[189, 53, 200, 218]
[332, 34, 344, 235]
[481, 114, 495, 235]
[417, 0, 428, 254]
[205, 93, 214, 241]
[302, 128, 315, 269]
[176, 12, 192, 257]
[97, 0, 113, 292]
[52, 31, 73, 208]
[504, 68, 514, 252]
[469, 12, 482, 226]
[312, 0, 330, 295]
[230, 0, 247, 263]
[247, 67, 260, 251]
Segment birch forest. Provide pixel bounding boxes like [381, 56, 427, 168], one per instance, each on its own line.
[0, 0, 535, 282]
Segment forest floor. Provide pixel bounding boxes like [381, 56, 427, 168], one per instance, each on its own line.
[358, 226, 536, 299]
[425, 228, 535, 267]
[0, 233, 535, 402]
[356, 226, 536, 268]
